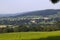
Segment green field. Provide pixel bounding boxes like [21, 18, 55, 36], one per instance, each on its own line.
[0, 32, 20, 40]
[20, 31, 60, 40]
[0, 31, 60, 40]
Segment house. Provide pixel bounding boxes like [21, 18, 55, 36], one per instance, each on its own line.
[0, 25, 7, 28]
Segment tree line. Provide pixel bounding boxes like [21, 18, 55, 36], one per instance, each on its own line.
[0, 21, 60, 33]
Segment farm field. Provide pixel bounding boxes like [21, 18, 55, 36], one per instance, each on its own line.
[0, 31, 60, 40]
[20, 31, 60, 40]
[0, 32, 20, 40]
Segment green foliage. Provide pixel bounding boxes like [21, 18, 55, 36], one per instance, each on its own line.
[3, 26, 14, 33]
[50, 0, 59, 4]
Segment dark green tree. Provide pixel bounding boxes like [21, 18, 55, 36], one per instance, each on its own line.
[3, 26, 14, 33]
[50, 0, 59, 4]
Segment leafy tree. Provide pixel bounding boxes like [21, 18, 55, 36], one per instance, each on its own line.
[3, 26, 14, 33]
[50, 0, 59, 4]
[55, 21, 60, 30]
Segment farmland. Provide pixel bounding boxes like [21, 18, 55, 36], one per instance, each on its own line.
[20, 31, 60, 40]
[0, 31, 60, 40]
[0, 32, 20, 40]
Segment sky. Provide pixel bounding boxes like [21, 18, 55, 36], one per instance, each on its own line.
[0, 0, 60, 14]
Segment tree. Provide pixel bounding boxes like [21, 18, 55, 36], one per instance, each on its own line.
[55, 21, 60, 30]
[50, 0, 59, 4]
[3, 26, 14, 33]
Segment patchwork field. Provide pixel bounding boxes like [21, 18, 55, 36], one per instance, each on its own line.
[0, 31, 60, 40]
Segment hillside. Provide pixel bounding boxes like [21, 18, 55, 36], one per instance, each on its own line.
[0, 9, 60, 17]
[0, 9, 60, 25]
[15, 9, 60, 17]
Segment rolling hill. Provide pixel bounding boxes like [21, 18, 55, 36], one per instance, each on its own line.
[0, 9, 60, 17]
[15, 9, 60, 17]
[0, 9, 60, 25]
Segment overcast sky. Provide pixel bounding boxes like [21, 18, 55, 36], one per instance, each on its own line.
[0, 0, 60, 14]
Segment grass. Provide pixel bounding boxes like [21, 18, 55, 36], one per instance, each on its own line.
[20, 31, 60, 40]
[0, 32, 20, 40]
[0, 31, 60, 40]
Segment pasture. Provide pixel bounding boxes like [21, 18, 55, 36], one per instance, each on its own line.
[0, 31, 60, 40]
[20, 31, 60, 40]
[0, 32, 20, 40]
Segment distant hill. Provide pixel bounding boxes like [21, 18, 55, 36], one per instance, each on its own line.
[0, 9, 60, 17]
[0, 9, 60, 25]
[15, 9, 60, 17]
[0, 14, 15, 17]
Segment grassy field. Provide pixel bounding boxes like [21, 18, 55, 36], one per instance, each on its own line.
[20, 31, 60, 40]
[0, 32, 20, 40]
[0, 31, 60, 40]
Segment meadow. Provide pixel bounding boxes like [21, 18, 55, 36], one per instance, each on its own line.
[0, 32, 20, 40]
[0, 31, 60, 40]
[20, 31, 60, 40]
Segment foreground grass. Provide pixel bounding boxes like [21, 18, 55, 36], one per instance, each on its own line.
[0, 31, 60, 40]
[20, 31, 60, 40]
[0, 32, 20, 40]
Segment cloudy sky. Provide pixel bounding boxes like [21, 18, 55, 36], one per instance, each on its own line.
[0, 0, 60, 14]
